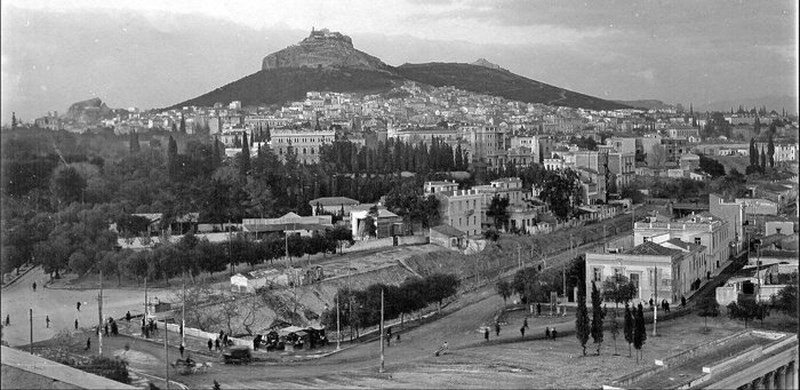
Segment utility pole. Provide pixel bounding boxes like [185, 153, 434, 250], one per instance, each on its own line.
[164, 322, 170, 390]
[652, 266, 658, 337]
[98, 269, 103, 355]
[336, 296, 341, 351]
[182, 269, 186, 348]
[756, 241, 761, 303]
[29, 308, 33, 354]
[379, 289, 385, 373]
[144, 274, 148, 319]
[517, 244, 522, 270]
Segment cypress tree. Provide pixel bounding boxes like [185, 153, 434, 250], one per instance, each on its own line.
[590, 282, 605, 355]
[760, 147, 766, 171]
[633, 303, 647, 363]
[455, 144, 464, 170]
[623, 303, 633, 357]
[767, 133, 775, 168]
[167, 135, 178, 180]
[130, 130, 140, 153]
[179, 114, 186, 133]
[749, 138, 757, 167]
[240, 132, 251, 177]
[575, 283, 590, 356]
[610, 306, 620, 355]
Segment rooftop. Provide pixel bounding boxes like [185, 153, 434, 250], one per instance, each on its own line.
[309, 196, 360, 207]
[624, 241, 682, 257]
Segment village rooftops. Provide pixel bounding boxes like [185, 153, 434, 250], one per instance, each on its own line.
[664, 238, 705, 252]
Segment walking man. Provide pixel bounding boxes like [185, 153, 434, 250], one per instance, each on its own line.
[125, 311, 131, 322]
[523, 317, 528, 329]
[105, 323, 109, 337]
[215, 338, 221, 351]
[484, 327, 489, 342]
[85, 337, 91, 351]
[551, 328, 558, 339]
[46, 315, 50, 328]
[32, 282, 37, 292]
[208, 338, 213, 352]
[5, 314, 9, 326]
[77, 301, 81, 311]
[546, 327, 550, 338]
[520, 326, 525, 338]
[495, 322, 500, 337]
[75, 319, 79, 330]
[179, 344, 185, 358]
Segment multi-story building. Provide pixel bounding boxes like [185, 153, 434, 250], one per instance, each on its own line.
[270, 128, 336, 164]
[605, 137, 637, 155]
[666, 125, 700, 140]
[585, 239, 705, 305]
[432, 188, 482, 236]
[709, 194, 746, 254]
[661, 138, 690, 163]
[463, 125, 507, 170]
[634, 212, 731, 277]
[608, 152, 635, 191]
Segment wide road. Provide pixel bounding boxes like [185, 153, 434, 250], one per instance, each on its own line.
[1, 267, 171, 346]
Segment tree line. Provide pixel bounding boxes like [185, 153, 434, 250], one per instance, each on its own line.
[319, 273, 460, 338]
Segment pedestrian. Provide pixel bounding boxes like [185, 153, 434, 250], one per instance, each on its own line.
[215, 338, 221, 351]
[111, 321, 118, 336]
[649, 298, 653, 308]
[5, 314, 9, 326]
[105, 323, 109, 337]
[396, 333, 401, 343]
[179, 344, 185, 358]
[546, 327, 550, 338]
[223, 333, 228, 346]
[125, 311, 131, 322]
[46, 315, 50, 328]
[495, 322, 500, 337]
[208, 338, 213, 352]
[75, 319, 79, 330]
[523, 317, 528, 329]
[386, 334, 391, 347]
[520, 326, 525, 338]
[77, 301, 81, 311]
[551, 328, 557, 339]
[665, 301, 671, 313]
[681, 296, 686, 307]
[85, 337, 91, 351]
[536, 303, 541, 316]
[32, 282, 37, 291]
[484, 327, 489, 342]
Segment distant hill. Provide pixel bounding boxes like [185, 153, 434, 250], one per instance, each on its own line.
[397, 63, 628, 111]
[173, 67, 404, 109]
[612, 99, 676, 111]
[171, 29, 629, 111]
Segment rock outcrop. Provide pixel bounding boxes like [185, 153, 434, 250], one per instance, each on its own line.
[65, 97, 112, 123]
[471, 58, 506, 71]
[261, 28, 389, 71]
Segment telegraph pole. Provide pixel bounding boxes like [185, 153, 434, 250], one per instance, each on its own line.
[98, 269, 103, 355]
[379, 289, 385, 373]
[182, 269, 186, 348]
[164, 323, 170, 390]
[652, 266, 658, 337]
[29, 308, 33, 354]
[336, 296, 341, 351]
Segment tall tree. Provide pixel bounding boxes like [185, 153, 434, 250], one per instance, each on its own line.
[129, 130, 140, 154]
[486, 195, 510, 230]
[495, 279, 513, 306]
[696, 295, 719, 332]
[623, 303, 634, 358]
[539, 168, 583, 220]
[240, 132, 251, 178]
[590, 282, 605, 355]
[633, 303, 647, 363]
[575, 283, 590, 356]
[602, 274, 638, 310]
[749, 138, 757, 167]
[760, 147, 767, 171]
[610, 307, 620, 355]
[767, 133, 775, 168]
[179, 114, 186, 134]
[167, 135, 178, 181]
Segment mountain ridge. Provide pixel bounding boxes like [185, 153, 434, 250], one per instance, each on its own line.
[171, 29, 628, 111]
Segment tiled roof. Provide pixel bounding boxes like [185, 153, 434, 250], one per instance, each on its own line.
[309, 197, 360, 206]
[624, 241, 682, 257]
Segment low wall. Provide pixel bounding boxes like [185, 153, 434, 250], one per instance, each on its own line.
[397, 235, 429, 246]
[161, 321, 250, 347]
[342, 237, 394, 253]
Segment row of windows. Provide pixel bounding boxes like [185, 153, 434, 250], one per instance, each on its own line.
[275, 137, 333, 144]
[451, 216, 478, 227]
[277, 148, 317, 155]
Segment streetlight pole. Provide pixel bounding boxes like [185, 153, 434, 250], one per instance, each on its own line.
[336, 296, 341, 351]
[652, 266, 658, 337]
[379, 289, 385, 373]
[98, 269, 103, 355]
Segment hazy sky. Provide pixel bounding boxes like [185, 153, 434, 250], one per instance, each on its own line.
[2, 0, 798, 124]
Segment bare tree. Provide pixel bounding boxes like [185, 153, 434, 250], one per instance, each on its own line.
[646, 144, 668, 169]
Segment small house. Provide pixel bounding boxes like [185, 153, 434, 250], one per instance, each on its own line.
[231, 273, 266, 294]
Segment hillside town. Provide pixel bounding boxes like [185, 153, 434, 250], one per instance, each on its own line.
[2, 15, 799, 390]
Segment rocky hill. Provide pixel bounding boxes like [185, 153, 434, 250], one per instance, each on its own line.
[396, 63, 627, 111]
[262, 28, 389, 71]
[65, 97, 112, 122]
[172, 28, 628, 111]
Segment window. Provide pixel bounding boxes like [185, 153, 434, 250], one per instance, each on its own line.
[593, 267, 602, 282]
[694, 237, 701, 245]
[630, 273, 640, 290]
[643, 236, 651, 242]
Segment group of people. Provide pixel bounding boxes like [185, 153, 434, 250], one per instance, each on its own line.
[647, 298, 672, 313]
[544, 327, 558, 339]
[207, 330, 232, 352]
[102, 317, 119, 337]
[141, 318, 159, 338]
